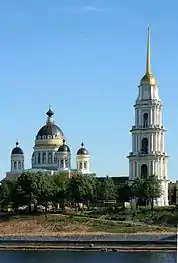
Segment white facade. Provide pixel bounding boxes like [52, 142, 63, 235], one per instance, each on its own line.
[128, 27, 169, 206]
[6, 108, 92, 179]
[76, 154, 90, 174]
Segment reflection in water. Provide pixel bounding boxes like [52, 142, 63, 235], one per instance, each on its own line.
[0, 252, 176, 263]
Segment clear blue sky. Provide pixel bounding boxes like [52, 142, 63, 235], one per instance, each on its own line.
[0, 0, 178, 181]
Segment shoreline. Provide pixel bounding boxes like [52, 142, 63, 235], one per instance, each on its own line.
[0, 233, 176, 252]
[0, 246, 176, 253]
[0, 231, 176, 236]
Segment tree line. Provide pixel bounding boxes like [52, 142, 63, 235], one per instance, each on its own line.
[0, 172, 163, 212]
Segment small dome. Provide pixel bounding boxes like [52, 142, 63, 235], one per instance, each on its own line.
[77, 143, 89, 155]
[58, 139, 70, 153]
[11, 142, 24, 155]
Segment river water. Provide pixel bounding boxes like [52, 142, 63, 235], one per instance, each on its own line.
[0, 251, 176, 263]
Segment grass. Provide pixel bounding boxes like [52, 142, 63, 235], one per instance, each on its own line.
[0, 212, 175, 235]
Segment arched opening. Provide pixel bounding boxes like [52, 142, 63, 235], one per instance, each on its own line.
[48, 152, 52, 163]
[79, 162, 82, 169]
[14, 161, 17, 170]
[38, 153, 41, 164]
[18, 161, 21, 170]
[141, 164, 148, 179]
[84, 162, 87, 169]
[141, 138, 148, 154]
[143, 113, 148, 127]
[54, 153, 57, 163]
[65, 159, 68, 168]
[60, 159, 63, 168]
[42, 152, 46, 163]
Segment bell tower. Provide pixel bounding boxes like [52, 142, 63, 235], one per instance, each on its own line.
[127, 27, 169, 206]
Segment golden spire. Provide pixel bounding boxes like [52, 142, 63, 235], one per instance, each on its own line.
[146, 26, 151, 74]
[140, 26, 156, 85]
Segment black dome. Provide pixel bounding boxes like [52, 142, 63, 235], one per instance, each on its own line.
[11, 142, 23, 155]
[58, 140, 70, 153]
[36, 123, 64, 138]
[77, 143, 89, 155]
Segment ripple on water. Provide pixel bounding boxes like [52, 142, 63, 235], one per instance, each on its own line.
[0, 252, 176, 263]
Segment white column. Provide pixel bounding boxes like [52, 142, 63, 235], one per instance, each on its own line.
[133, 162, 135, 178]
[162, 133, 165, 152]
[151, 134, 154, 151]
[150, 108, 152, 126]
[40, 152, 43, 164]
[132, 135, 134, 152]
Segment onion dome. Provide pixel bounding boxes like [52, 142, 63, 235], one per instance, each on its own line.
[140, 26, 157, 86]
[36, 107, 65, 139]
[77, 142, 89, 155]
[11, 142, 24, 155]
[57, 139, 70, 153]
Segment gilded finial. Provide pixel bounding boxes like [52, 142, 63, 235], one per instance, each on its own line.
[140, 26, 157, 86]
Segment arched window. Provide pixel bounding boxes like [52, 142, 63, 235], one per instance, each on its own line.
[141, 164, 148, 179]
[143, 113, 148, 127]
[18, 162, 21, 170]
[38, 153, 41, 164]
[60, 159, 63, 168]
[42, 152, 46, 163]
[54, 153, 57, 163]
[65, 159, 68, 168]
[14, 161, 17, 170]
[79, 162, 82, 169]
[48, 152, 52, 163]
[141, 138, 148, 154]
[84, 162, 87, 169]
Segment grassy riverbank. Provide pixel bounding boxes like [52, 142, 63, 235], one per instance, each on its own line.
[0, 210, 176, 236]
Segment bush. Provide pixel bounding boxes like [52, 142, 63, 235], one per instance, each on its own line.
[152, 211, 178, 227]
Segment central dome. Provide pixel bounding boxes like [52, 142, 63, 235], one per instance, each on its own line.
[37, 123, 64, 138]
[36, 108, 65, 139]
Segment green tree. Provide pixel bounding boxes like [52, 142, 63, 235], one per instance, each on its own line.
[131, 176, 162, 211]
[117, 182, 131, 208]
[52, 173, 69, 210]
[144, 175, 162, 211]
[131, 178, 145, 208]
[168, 183, 176, 205]
[97, 176, 116, 208]
[0, 181, 11, 211]
[68, 174, 95, 210]
[17, 172, 45, 212]
[38, 175, 56, 212]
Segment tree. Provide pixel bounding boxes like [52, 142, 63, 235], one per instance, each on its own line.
[131, 178, 145, 208]
[144, 175, 162, 211]
[117, 182, 131, 208]
[52, 173, 69, 210]
[68, 174, 96, 210]
[0, 181, 11, 211]
[17, 172, 45, 212]
[38, 175, 56, 212]
[168, 183, 176, 205]
[131, 175, 162, 211]
[97, 176, 116, 208]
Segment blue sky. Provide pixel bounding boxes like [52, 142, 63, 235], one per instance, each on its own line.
[0, 0, 178, 181]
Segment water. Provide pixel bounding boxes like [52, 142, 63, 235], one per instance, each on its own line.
[0, 252, 176, 263]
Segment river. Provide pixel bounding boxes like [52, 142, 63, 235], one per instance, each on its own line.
[0, 251, 176, 263]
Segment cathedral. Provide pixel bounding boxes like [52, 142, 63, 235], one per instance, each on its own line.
[5, 27, 169, 206]
[6, 108, 92, 180]
[127, 27, 169, 206]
